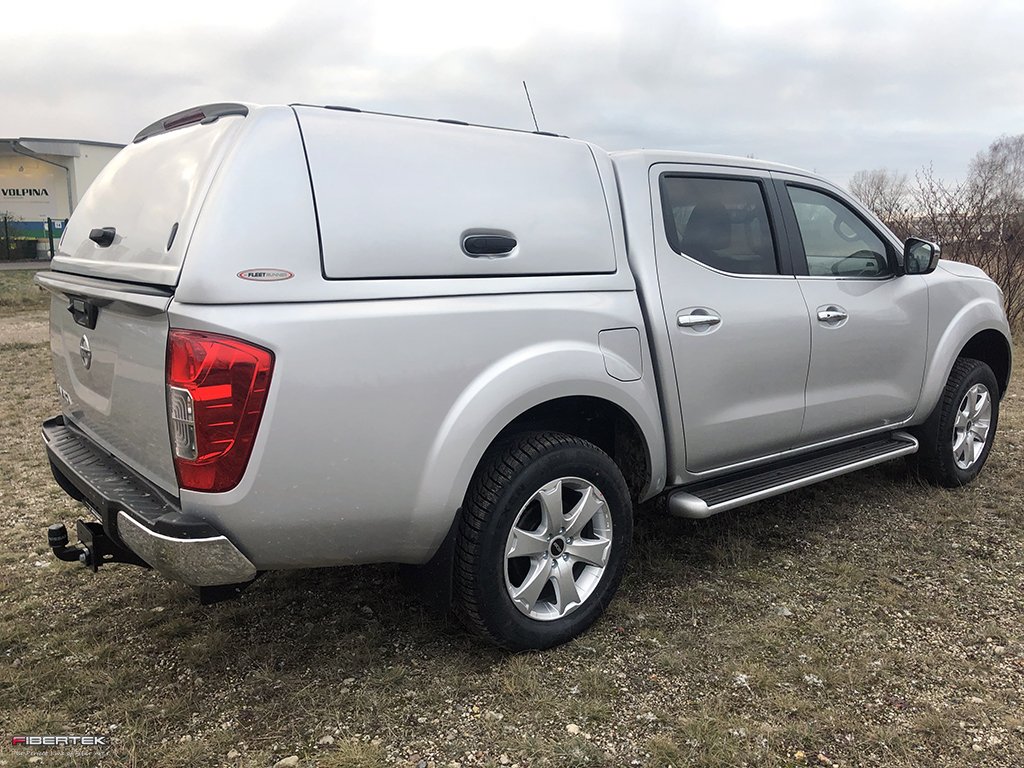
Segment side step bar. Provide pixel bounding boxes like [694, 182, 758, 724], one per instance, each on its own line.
[668, 431, 919, 519]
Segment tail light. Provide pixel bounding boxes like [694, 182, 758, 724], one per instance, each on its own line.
[166, 330, 274, 492]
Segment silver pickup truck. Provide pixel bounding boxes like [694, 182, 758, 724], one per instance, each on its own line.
[38, 103, 1012, 650]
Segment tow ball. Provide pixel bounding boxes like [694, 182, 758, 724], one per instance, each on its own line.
[47, 521, 149, 572]
[48, 522, 90, 565]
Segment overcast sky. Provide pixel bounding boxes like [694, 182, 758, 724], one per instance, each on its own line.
[4, 0, 1022, 185]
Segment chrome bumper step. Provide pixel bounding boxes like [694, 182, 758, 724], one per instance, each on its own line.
[668, 431, 919, 519]
[42, 415, 257, 587]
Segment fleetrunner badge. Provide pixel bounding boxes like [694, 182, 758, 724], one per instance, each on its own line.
[237, 268, 294, 281]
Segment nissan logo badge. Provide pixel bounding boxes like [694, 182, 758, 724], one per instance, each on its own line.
[79, 335, 92, 370]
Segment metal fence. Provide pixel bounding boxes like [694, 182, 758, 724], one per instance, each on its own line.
[1, 216, 68, 261]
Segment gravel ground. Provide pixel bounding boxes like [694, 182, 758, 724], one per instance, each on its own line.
[0, 260, 49, 272]
[0, 311, 1020, 768]
[0, 312, 47, 345]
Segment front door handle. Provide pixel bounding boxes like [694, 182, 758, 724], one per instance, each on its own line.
[816, 308, 848, 323]
[678, 313, 722, 328]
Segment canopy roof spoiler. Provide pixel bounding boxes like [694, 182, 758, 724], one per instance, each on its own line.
[133, 103, 249, 144]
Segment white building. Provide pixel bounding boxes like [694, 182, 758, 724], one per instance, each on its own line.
[1, 138, 122, 252]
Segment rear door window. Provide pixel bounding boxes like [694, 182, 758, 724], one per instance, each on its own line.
[660, 176, 779, 275]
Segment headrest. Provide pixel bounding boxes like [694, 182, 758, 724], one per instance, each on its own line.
[681, 203, 732, 253]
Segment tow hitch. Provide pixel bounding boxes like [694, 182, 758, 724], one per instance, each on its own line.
[47, 520, 150, 571]
[47, 520, 255, 604]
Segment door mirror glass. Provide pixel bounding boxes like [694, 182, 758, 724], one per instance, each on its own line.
[904, 238, 940, 275]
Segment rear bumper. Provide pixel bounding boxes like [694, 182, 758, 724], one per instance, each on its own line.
[42, 415, 256, 587]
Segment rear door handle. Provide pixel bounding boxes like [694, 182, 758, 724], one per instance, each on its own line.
[816, 308, 848, 323]
[678, 313, 722, 328]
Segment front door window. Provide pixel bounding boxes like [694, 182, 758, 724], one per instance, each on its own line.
[788, 186, 890, 278]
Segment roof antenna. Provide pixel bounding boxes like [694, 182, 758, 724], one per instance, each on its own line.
[522, 80, 540, 132]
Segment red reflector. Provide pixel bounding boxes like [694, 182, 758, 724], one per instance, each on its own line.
[167, 330, 274, 492]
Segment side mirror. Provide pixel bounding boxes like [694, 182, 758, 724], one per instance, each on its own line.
[903, 237, 941, 275]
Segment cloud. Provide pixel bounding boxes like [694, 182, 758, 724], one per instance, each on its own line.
[2, 0, 1022, 183]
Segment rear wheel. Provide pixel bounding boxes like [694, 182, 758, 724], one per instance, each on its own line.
[454, 432, 632, 650]
[912, 358, 1000, 487]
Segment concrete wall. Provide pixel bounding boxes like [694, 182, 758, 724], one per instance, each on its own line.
[0, 153, 72, 220]
[1, 141, 122, 241]
[1, 141, 122, 252]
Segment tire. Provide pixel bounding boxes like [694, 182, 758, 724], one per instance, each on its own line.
[911, 357, 1000, 488]
[454, 431, 633, 651]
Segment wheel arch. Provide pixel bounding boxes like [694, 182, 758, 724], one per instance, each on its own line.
[412, 343, 666, 561]
[492, 395, 652, 503]
[405, 344, 665, 611]
[914, 298, 1013, 423]
[958, 328, 1012, 398]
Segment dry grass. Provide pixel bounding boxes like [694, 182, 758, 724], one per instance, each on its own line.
[0, 317, 1021, 767]
[0, 269, 48, 317]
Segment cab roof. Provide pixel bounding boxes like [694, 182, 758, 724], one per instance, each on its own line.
[609, 149, 822, 181]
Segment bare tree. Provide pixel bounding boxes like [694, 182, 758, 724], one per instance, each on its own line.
[906, 137, 1024, 329]
[848, 168, 912, 237]
[847, 137, 1023, 329]
[965, 135, 1024, 328]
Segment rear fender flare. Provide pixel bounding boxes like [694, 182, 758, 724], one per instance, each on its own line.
[914, 297, 1011, 422]
[411, 341, 665, 558]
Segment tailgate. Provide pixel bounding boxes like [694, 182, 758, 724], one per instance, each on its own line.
[37, 271, 178, 495]
[52, 105, 246, 287]
[35, 105, 252, 495]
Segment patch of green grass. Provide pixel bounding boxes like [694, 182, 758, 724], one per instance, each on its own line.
[0, 268, 48, 315]
[319, 740, 388, 767]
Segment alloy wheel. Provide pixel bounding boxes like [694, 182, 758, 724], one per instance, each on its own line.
[952, 383, 992, 470]
[503, 476, 613, 621]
